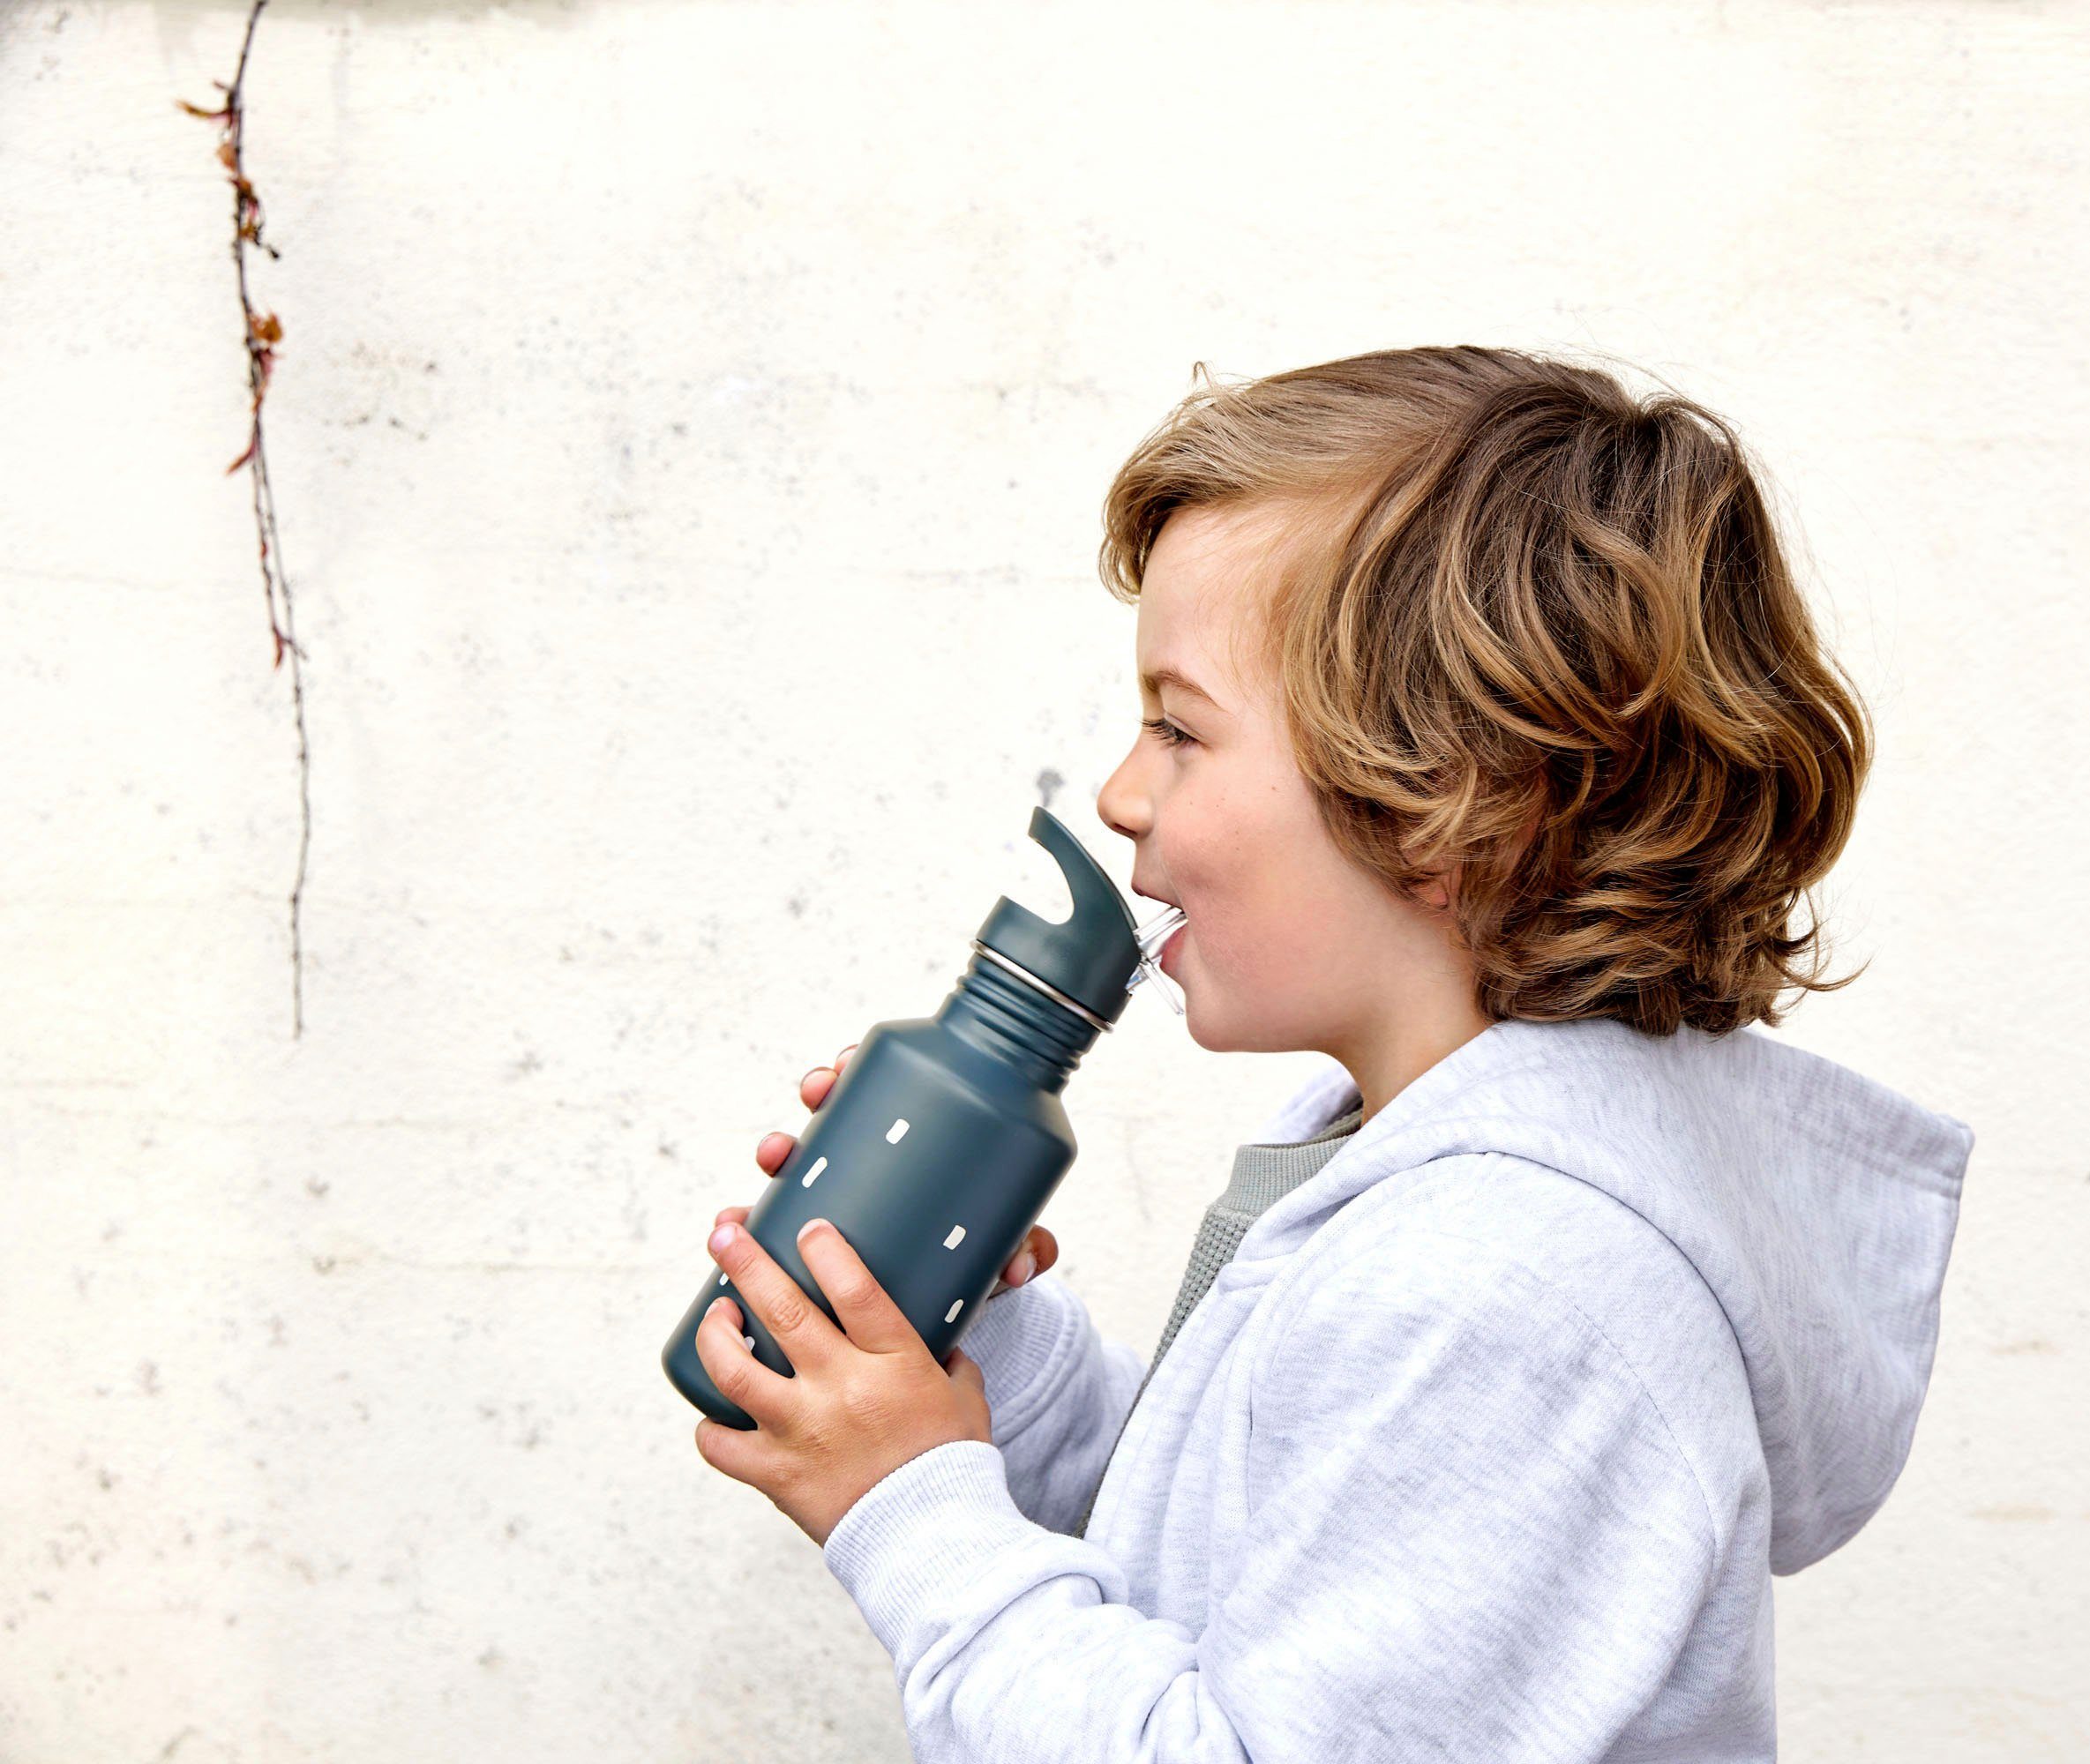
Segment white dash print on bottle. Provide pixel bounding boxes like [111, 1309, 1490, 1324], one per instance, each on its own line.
[945, 1299, 963, 1323]
[800, 1155, 828, 1188]
[886, 1117, 910, 1144]
[943, 1224, 966, 1249]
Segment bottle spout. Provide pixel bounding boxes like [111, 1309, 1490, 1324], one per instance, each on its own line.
[1126, 903, 1187, 1015]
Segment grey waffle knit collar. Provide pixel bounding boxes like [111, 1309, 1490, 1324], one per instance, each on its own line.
[1218, 1104, 1365, 1215]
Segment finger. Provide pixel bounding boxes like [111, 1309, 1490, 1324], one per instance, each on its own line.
[708, 1220, 842, 1370]
[692, 1292, 794, 1428]
[996, 1225, 1057, 1289]
[755, 1132, 793, 1176]
[694, 1408, 793, 1492]
[799, 1042, 858, 1113]
[794, 1217, 920, 1354]
[942, 1346, 985, 1391]
[694, 1414, 770, 1484]
[712, 1203, 752, 1230]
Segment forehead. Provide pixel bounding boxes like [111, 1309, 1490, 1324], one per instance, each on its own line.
[1135, 505, 1286, 706]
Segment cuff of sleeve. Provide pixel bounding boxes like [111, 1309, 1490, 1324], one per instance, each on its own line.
[957, 1270, 1082, 1438]
[821, 1439, 1049, 1661]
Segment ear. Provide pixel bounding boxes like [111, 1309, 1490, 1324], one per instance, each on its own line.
[1415, 866, 1458, 914]
[1406, 795, 1542, 915]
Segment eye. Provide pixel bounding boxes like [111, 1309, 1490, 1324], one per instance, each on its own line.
[1142, 716, 1196, 750]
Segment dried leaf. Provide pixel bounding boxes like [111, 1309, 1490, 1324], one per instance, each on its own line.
[225, 435, 257, 475]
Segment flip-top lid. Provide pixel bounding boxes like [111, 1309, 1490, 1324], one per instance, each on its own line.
[973, 806, 1146, 1026]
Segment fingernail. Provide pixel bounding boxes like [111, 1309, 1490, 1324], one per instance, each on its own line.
[1012, 1252, 1037, 1284]
[708, 1223, 737, 1255]
[797, 1217, 830, 1243]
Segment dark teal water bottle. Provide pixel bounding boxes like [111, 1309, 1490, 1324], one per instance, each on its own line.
[662, 804, 1186, 1428]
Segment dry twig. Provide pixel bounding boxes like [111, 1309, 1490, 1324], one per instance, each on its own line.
[179, 0, 314, 1038]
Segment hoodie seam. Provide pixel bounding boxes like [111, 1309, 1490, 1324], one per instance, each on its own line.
[1253, 1168, 1725, 1574]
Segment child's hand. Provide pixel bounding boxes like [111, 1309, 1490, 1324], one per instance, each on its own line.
[693, 1214, 993, 1547]
[724, 1040, 1061, 1297]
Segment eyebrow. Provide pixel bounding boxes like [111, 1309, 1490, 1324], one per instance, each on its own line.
[1139, 667, 1224, 713]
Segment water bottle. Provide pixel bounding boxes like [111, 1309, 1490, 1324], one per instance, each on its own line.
[662, 804, 1187, 1428]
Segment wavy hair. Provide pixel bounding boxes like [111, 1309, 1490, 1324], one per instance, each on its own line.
[1097, 346, 1872, 1035]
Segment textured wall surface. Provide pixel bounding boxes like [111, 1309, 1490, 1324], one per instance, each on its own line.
[2, 2, 2083, 1759]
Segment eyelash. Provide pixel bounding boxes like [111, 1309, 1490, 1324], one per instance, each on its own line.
[1142, 716, 1196, 749]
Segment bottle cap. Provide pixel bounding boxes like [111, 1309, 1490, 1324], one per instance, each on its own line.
[974, 806, 1184, 1026]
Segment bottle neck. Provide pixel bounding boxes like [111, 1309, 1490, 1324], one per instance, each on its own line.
[934, 946, 1104, 1094]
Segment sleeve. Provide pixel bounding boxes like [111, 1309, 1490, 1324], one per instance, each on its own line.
[955, 1269, 1145, 1535]
[820, 1223, 1718, 1764]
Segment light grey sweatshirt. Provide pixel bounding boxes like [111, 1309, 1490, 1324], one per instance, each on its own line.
[1068, 1102, 1365, 1539]
[820, 1018, 1974, 1762]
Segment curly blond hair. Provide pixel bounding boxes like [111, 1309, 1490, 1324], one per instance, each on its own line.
[1097, 345, 1872, 1036]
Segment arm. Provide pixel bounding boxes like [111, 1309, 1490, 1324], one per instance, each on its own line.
[957, 1269, 1145, 1535]
[821, 1225, 1717, 1764]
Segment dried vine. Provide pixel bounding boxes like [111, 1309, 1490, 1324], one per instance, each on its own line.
[179, 0, 313, 1038]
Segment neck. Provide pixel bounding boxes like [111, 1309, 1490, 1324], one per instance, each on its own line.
[1330, 988, 1493, 1126]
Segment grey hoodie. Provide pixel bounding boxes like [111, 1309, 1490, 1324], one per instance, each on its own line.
[820, 1017, 1974, 1762]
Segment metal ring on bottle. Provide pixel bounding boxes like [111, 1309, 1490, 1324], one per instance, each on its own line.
[970, 939, 1113, 1034]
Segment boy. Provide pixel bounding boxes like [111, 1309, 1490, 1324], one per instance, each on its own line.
[694, 346, 1974, 1762]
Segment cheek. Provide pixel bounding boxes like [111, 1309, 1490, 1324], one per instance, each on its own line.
[1184, 896, 1323, 990]
[1167, 848, 1306, 982]
[1168, 810, 1345, 990]
[1172, 892, 1345, 1055]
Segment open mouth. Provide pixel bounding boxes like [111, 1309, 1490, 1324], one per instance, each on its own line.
[1128, 903, 1189, 1014]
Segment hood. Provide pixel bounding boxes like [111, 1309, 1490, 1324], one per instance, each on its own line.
[1242, 1018, 1974, 1574]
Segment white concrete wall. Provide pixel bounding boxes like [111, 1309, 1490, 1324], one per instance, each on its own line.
[2, 2, 2082, 1757]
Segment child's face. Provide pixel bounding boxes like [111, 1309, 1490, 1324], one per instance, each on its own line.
[1097, 504, 1472, 1065]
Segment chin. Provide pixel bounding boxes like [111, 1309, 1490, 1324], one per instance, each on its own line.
[1180, 988, 1242, 1055]
[1171, 953, 1286, 1054]
[1181, 983, 1320, 1057]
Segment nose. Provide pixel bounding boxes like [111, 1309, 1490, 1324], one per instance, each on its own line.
[1097, 738, 1151, 846]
